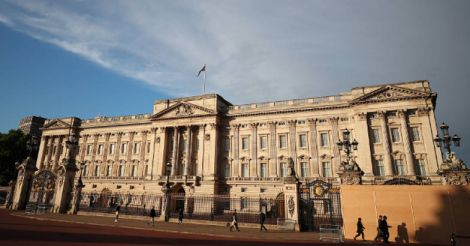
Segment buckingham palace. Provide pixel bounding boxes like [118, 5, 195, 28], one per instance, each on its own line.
[11, 79, 459, 224]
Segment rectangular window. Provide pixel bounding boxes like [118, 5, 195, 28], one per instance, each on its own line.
[374, 160, 385, 176]
[86, 145, 93, 155]
[82, 165, 88, 177]
[300, 162, 308, 178]
[371, 129, 381, 144]
[97, 144, 104, 155]
[391, 128, 401, 143]
[280, 162, 288, 177]
[106, 165, 112, 177]
[342, 131, 350, 141]
[147, 142, 151, 153]
[118, 165, 125, 177]
[394, 159, 406, 175]
[415, 159, 426, 176]
[260, 135, 268, 150]
[144, 165, 149, 176]
[121, 143, 127, 154]
[225, 137, 230, 152]
[94, 165, 100, 177]
[322, 161, 331, 177]
[240, 197, 248, 211]
[109, 144, 115, 155]
[411, 127, 421, 142]
[260, 163, 267, 178]
[241, 137, 249, 150]
[279, 135, 287, 149]
[320, 133, 329, 147]
[299, 134, 307, 148]
[131, 165, 137, 177]
[241, 163, 249, 177]
[133, 142, 140, 154]
[224, 163, 230, 177]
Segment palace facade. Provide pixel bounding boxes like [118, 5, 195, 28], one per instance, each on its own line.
[24, 80, 442, 202]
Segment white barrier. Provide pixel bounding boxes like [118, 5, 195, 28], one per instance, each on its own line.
[319, 224, 343, 243]
[277, 218, 296, 231]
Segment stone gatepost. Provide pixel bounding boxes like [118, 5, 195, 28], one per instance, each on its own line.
[53, 161, 78, 213]
[283, 159, 300, 231]
[5, 180, 16, 209]
[11, 157, 37, 210]
[159, 185, 171, 222]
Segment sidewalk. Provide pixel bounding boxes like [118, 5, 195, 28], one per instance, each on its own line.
[11, 211, 354, 244]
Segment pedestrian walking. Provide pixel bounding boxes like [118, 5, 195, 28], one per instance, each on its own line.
[178, 208, 184, 224]
[353, 217, 365, 240]
[229, 210, 240, 232]
[114, 205, 121, 222]
[259, 211, 268, 232]
[148, 206, 157, 226]
[374, 215, 383, 242]
[380, 215, 391, 243]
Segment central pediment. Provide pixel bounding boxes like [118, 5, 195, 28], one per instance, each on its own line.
[351, 85, 433, 104]
[150, 102, 216, 120]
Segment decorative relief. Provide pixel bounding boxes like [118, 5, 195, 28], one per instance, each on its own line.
[288, 195, 295, 217]
[175, 104, 194, 116]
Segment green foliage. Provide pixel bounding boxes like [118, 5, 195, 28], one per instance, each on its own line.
[0, 129, 29, 186]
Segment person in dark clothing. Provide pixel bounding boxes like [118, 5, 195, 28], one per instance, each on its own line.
[374, 215, 383, 242]
[114, 205, 121, 222]
[354, 217, 365, 240]
[380, 215, 391, 243]
[148, 206, 157, 226]
[178, 208, 184, 224]
[229, 210, 240, 232]
[259, 211, 268, 232]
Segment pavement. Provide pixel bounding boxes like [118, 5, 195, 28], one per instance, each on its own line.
[0, 208, 441, 245]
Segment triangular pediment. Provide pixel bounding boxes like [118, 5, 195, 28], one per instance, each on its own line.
[151, 102, 216, 120]
[352, 85, 432, 104]
[42, 119, 71, 129]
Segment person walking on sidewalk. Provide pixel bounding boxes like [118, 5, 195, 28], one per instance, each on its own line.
[259, 211, 268, 232]
[380, 215, 391, 243]
[374, 215, 383, 242]
[148, 206, 157, 226]
[114, 205, 121, 222]
[178, 208, 184, 224]
[353, 217, 365, 240]
[229, 210, 240, 232]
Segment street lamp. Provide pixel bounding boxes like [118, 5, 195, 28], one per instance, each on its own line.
[78, 161, 86, 186]
[433, 122, 461, 156]
[336, 129, 359, 163]
[165, 162, 172, 187]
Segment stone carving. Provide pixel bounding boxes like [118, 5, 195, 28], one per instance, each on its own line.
[439, 152, 469, 185]
[288, 195, 295, 218]
[175, 104, 194, 116]
[337, 159, 364, 185]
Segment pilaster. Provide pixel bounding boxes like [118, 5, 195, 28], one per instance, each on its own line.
[307, 119, 319, 176]
[398, 110, 415, 175]
[377, 111, 393, 175]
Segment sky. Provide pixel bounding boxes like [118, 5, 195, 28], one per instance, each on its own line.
[0, 0, 469, 161]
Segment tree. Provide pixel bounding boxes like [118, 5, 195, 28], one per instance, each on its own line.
[0, 129, 29, 186]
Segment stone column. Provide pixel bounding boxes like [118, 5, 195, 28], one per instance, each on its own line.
[232, 124, 240, 177]
[268, 122, 277, 177]
[250, 123, 258, 177]
[204, 123, 218, 180]
[103, 133, 111, 162]
[45, 137, 53, 168]
[171, 127, 179, 176]
[398, 110, 415, 176]
[53, 136, 64, 170]
[378, 112, 393, 175]
[80, 135, 89, 162]
[148, 128, 158, 179]
[355, 113, 373, 176]
[329, 118, 340, 175]
[140, 130, 148, 177]
[126, 132, 135, 176]
[288, 120, 298, 175]
[308, 119, 319, 176]
[36, 136, 48, 170]
[419, 107, 441, 175]
[197, 125, 205, 177]
[185, 126, 192, 176]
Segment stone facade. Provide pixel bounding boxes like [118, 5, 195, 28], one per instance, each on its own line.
[18, 116, 46, 137]
[30, 80, 444, 201]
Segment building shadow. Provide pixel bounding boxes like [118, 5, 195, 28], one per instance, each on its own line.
[395, 222, 409, 244]
[414, 185, 470, 245]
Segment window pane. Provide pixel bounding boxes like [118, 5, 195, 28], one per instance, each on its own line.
[372, 129, 381, 144]
[375, 160, 385, 176]
[299, 134, 307, 148]
[322, 162, 331, 177]
[320, 133, 329, 147]
[260, 163, 267, 178]
[279, 135, 287, 148]
[242, 164, 249, 177]
[242, 137, 249, 150]
[280, 162, 287, 177]
[394, 159, 406, 175]
[225, 163, 230, 177]
[260, 136, 268, 149]
[391, 128, 401, 143]
[300, 162, 308, 177]
[411, 127, 421, 142]
[225, 137, 230, 152]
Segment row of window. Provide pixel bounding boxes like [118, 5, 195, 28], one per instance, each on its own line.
[226, 161, 333, 178]
[85, 142, 151, 156]
[373, 159, 427, 176]
[370, 126, 421, 144]
[82, 164, 149, 178]
[233, 132, 332, 152]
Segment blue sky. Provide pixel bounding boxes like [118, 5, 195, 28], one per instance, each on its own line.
[1, 0, 469, 161]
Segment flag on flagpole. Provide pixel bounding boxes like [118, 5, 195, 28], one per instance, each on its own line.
[197, 64, 206, 77]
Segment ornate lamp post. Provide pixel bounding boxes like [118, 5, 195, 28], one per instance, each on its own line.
[336, 129, 363, 185]
[161, 162, 173, 221]
[433, 122, 468, 185]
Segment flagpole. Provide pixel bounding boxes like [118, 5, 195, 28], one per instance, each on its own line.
[203, 71, 206, 94]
